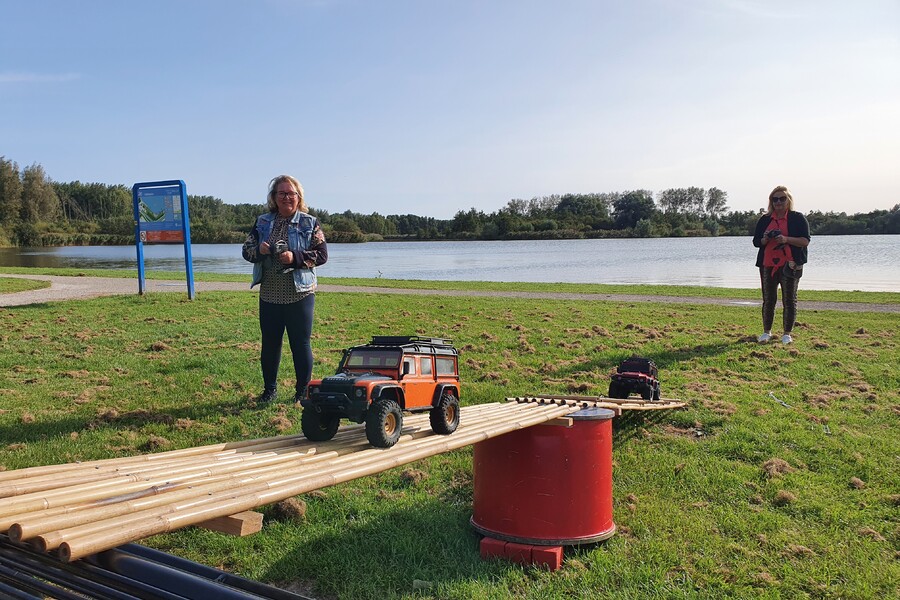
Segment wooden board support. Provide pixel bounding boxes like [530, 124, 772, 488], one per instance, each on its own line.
[544, 417, 574, 427]
[196, 511, 263, 537]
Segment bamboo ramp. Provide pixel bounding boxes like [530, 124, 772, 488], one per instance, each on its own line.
[0, 399, 591, 562]
[1, 397, 683, 562]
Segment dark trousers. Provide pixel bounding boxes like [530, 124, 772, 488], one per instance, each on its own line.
[760, 266, 800, 334]
[259, 295, 315, 392]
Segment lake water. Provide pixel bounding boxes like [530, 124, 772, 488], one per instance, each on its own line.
[1, 236, 898, 292]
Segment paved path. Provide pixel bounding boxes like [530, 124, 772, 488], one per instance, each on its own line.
[1, 274, 898, 313]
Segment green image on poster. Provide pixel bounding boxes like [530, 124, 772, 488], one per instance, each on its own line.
[138, 197, 167, 222]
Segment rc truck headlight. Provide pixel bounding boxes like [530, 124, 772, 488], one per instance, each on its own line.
[355, 388, 366, 398]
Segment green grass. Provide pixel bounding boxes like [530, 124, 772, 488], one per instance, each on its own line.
[0, 283, 898, 599]
[2, 266, 899, 305]
[0, 276, 49, 294]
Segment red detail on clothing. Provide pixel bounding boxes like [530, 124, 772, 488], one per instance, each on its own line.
[763, 216, 791, 277]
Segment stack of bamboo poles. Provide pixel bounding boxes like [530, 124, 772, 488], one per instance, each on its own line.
[0, 398, 594, 563]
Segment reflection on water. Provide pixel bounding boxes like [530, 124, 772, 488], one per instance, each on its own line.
[1, 235, 898, 292]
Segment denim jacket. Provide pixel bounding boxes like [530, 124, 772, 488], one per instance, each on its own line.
[249, 211, 318, 294]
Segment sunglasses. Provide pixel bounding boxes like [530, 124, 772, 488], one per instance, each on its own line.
[771, 196, 787, 203]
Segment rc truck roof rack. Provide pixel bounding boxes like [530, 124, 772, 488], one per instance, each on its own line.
[370, 335, 454, 347]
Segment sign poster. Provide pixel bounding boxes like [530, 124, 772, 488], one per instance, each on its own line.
[132, 180, 195, 299]
[136, 185, 185, 243]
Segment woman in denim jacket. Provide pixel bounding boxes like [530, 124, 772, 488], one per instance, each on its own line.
[242, 175, 327, 404]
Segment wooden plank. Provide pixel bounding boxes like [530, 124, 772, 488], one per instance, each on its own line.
[196, 511, 263, 537]
[544, 417, 574, 427]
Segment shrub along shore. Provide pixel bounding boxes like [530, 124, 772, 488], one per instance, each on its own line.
[0, 274, 897, 598]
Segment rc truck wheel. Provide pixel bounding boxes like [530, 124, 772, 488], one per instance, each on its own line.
[640, 384, 653, 400]
[652, 384, 661, 401]
[430, 392, 460, 435]
[301, 409, 340, 442]
[608, 380, 627, 399]
[366, 399, 403, 448]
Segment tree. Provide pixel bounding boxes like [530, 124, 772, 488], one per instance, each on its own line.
[705, 187, 728, 219]
[21, 163, 61, 223]
[328, 214, 362, 233]
[452, 208, 486, 236]
[612, 190, 656, 229]
[657, 188, 689, 214]
[0, 157, 23, 228]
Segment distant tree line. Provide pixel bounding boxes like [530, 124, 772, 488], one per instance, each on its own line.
[1, 156, 897, 247]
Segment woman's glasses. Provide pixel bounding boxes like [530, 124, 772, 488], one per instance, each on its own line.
[771, 196, 787, 203]
[277, 192, 299, 199]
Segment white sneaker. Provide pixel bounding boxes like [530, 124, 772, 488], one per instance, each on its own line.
[782, 334, 793, 344]
[757, 332, 772, 343]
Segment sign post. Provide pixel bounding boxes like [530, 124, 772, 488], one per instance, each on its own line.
[132, 180, 195, 299]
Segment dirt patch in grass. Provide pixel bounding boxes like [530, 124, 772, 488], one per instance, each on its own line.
[763, 458, 796, 478]
[271, 497, 307, 521]
[400, 468, 428, 486]
[772, 490, 797, 506]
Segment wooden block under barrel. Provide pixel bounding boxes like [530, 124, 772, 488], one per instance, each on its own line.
[196, 511, 264, 536]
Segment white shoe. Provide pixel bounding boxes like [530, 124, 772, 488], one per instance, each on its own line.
[757, 332, 772, 343]
[782, 334, 793, 344]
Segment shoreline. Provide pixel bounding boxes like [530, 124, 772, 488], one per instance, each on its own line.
[2, 273, 898, 313]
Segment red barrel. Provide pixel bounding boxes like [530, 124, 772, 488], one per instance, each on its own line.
[471, 407, 616, 545]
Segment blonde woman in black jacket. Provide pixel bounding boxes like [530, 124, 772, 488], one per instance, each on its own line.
[752, 186, 810, 345]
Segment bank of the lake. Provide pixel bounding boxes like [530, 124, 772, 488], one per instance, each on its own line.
[2, 235, 899, 292]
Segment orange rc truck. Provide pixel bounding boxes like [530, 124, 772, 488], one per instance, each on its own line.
[299, 336, 461, 448]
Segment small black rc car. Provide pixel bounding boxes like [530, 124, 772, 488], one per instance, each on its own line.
[299, 336, 461, 448]
[608, 356, 661, 401]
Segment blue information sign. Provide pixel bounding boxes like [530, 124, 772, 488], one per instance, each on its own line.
[132, 180, 195, 299]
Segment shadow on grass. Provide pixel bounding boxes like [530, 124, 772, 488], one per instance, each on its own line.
[561, 341, 745, 379]
[261, 497, 492, 599]
[0, 396, 259, 449]
[612, 409, 671, 444]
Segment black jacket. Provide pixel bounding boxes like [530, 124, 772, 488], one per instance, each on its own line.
[753, 211, 810, 267]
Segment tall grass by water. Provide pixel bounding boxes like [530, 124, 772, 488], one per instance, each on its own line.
[0, 282, 897, 598]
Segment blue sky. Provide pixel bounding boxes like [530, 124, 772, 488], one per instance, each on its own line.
[2, 0, 898, 219]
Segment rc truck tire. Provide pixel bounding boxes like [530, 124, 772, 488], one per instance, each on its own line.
[301, 409, 340, 442]
[652, 384, 661, 401]
[608, 380, 627, 399]
[640, 384, 653, 400]
[430, 392, 460, 435]
[366, 399, 403, 448]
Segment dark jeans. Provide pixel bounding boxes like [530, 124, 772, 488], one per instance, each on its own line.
[760, 266, 801, 334]
[259, 295, 315, 392]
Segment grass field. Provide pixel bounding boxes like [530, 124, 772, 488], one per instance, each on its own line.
[0, 278, 897, 599]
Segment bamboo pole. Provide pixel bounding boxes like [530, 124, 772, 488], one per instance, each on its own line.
[29, 418, 467, 548]
[0, 405, 492, 530]
[8, 404, 497, 541]
[0, 431, 344, 494]
[2, 402, 512, 485]
[0, 431, 322, 483]
[40, 402, 536, 552]
[3, 401, 522, 527]
[15, 426, 434, 544]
